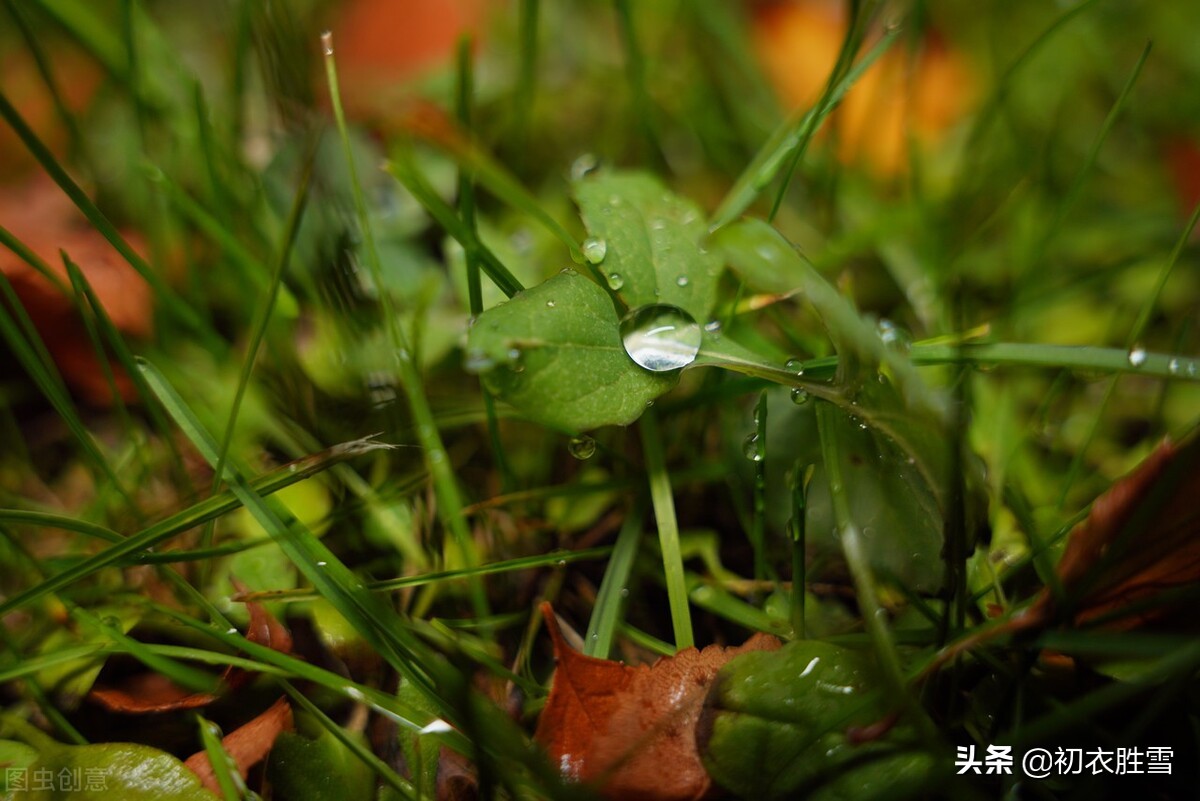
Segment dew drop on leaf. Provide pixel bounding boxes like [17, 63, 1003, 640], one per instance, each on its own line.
[784, 357, 805, 376]
[619, 304, 702, 372]
[582, 237, 608, 264]
[743, 433, 763, 461]
[606, 272, 625, 290]
[1127, 345, 1147, 367]
[568, 434, 596, 460]
[790, 388, 810, 405]
[676, 275, 689, 287]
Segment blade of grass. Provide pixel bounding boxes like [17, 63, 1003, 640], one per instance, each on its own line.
[613, 0, 664, 163]
[639, 408, 693, 650]
[789, 460, 810, 639]
[513, 0, 539, 144]
[749, 392, 767, 584]
[281, 682, 416, 800]
[62, 255, 195, 492]
[456, 36, 514, 493]
[1056, 199, 1200, 506]
[0, 271, 138, 509]
[584, 501, 643, 658]
[0, 436, 391, 616]
[710, 23, 900, 230]
[137, 357, 480, 724]
[239, 547, 612, 603]
[323, 32, 488, 618]
[196, 716, 244, 801]
[203, 134, 315, 569]
[815, 400, 937, 741]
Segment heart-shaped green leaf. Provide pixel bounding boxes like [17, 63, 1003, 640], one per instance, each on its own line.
[466, 270, 676, 433]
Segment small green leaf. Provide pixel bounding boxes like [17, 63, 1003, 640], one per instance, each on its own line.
[701, 641, 932, 801]
[574, 172, 722, 319]
[466, 270, 676, 433]
[266, 727, 374, 801]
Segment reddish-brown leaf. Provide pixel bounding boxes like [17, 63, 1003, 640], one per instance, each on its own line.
[89, 601, 291, 713]
[0, 175, 152, 405]
[1021, 435, 1200, 630]
[184, 697, 294, 795]
[535, 603, 780, 801]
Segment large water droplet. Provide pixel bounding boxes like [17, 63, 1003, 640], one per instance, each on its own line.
[1128, 345, 1147, 368]
[784, 358, 805, 376]
[877, 319, 912, 353]
[619, 304, 701, 371]
[583, 237, 607, 264]
[743, 433, 763, 461]
[568, 434, 596, 460]
[790, 388, 810, 405]
[606, 272, 625, 291]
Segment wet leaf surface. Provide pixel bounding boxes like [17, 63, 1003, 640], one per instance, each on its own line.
[535, 603, 780, 800]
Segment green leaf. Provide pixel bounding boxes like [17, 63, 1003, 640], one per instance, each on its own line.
[266, 727, 375, 801]
[466, 270, 676, 433]
[574, 171, 722, 319]
[701, 641, 932, 801]
[1, 715, 216, 801]
[710, 219, 955, 502]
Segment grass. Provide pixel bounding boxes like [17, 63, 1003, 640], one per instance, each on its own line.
[1, 0, 1199, 799]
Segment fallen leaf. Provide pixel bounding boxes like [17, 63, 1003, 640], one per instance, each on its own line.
[89, 600, 292, 713]
[184, 697, 293, 796]
[0, 174, 152, 404]
[752, 0, 976, 176]
[1019, 435, 1200, 631]
[534, 602, 780, 800]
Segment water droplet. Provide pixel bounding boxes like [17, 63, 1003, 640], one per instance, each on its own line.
[743, 433, 763, 461]
[556, 559, 567, 568]
[784, 358, 805, 376]
[704, 320, 722, 336]
[559, 266, 578, 276]
[676, 275, 689, 287]
[606, 272, 625, 291]
[619, 304, 701, 371]
[570, 153, 599, 181]
[317, 560, 328, 567]
[507, 348, 525, 373]
[1188, 361, 1198, 378]
[546, 300, 556, 308]
[620, 588, 630, 598]
[463, 348, 494, 373]
[225, 627, 238, 635]
[1128, 345, 1147, 368]
[790, 388, 810, 405]
[568, 434, 596, 460]
[320, 30, 334, 55]
[877, 319, 911, 353]
[582, 237, 608, 264]
[1168, 358, 1180, 374]
[651, 218, 666, 230]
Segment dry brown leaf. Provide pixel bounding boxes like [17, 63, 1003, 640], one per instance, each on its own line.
[0, 174, 152, 404]
[184, 697, 294, 795]
[534, 602, 780, 801]
[90, 601, 292, 713]
[1020, 435, 1200, 631]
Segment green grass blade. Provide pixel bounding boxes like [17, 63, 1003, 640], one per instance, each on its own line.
[196, 717, 243, 801]
[0, 436, 389, 616]
[640, 408, 693, 650]
[0, 271, 137, 508]
[282, 682, 416, 800]
[710, 24, 900, 230]
[0, 89, 220, 349]
[323, 32, 488, 617]
[585, 502, 643, 658]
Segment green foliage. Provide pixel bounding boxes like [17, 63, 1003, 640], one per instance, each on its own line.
[701, 641, 932, 800]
